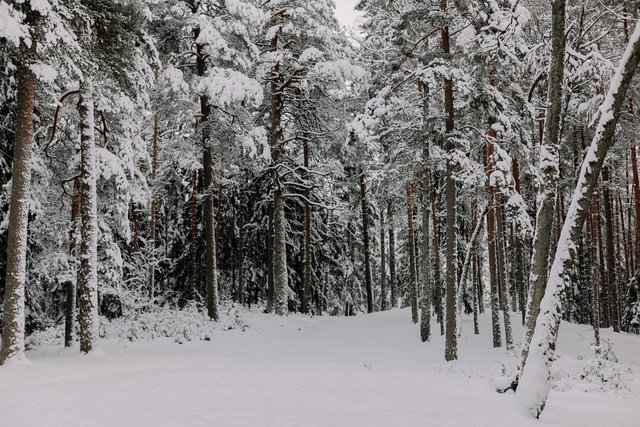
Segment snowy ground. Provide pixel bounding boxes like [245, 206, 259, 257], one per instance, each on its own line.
[1, 308, 639, 427]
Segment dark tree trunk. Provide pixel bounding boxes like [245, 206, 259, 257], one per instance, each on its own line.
[441, 0, 458, 362]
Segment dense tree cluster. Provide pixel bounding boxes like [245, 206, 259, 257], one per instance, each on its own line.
[2, 0, 640, 418]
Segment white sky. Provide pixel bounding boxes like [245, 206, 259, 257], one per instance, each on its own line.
[335, 0, 362, 27]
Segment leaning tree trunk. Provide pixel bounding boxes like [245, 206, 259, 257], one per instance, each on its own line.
[0, 36, 37, 365]
[78, 78, 99, 354]
[518, 0, 566, 376]
[360, 168, 373, 313]
[441, 0, 458, 362]
[517, 18, 640, 418]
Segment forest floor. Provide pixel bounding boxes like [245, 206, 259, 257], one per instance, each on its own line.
[0, 307, 639, 426]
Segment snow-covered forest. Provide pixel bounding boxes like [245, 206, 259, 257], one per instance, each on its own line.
[1, 0, 640, 425]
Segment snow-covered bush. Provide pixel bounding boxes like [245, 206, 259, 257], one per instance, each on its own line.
[25, 303, 248, 348]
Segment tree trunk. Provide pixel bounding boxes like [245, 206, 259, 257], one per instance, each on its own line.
[472, 241, 480, 335]
[272, 188, 288, 315]
[267, 200, 275, 311]
[406, 182, 418, 323]
[516, 18, 640, 417]
[420, 82, 431, 341]
[513, 158, 526, 325]
[0, 38, 37, 364]
[602, 167, 620, 331]
[432, 182, 444, 336]
[196, 32, 219, 321]
[380, 207, 387, 311]
[270, 32, 288, 315]
[486, 141, 502, 348]
[360, 168, 373, 313]
[496, 201, 514, 349]
[238, 148, 246, 305]
[78, 78, 99, 354]
[441, 0, 458, 362]
[190, 170, 198, 299]
[420, 168, 432, 341]
[149, 114, 158, 302]
[388, 202, 397, 307]
[301, 135, 312, 314]
[65, 178, 80, 347]
[517, 0, 566, 381]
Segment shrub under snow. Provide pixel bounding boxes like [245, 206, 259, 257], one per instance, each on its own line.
[26, 303, 248, 348]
